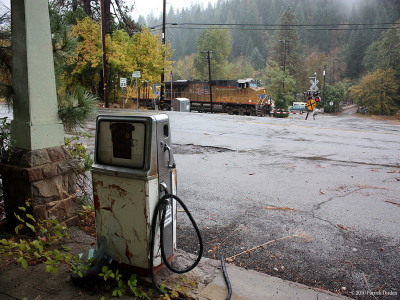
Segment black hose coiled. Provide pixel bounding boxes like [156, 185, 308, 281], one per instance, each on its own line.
[149, 193, 203, 299]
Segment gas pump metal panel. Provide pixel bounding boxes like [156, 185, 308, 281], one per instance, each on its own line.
[92, 114, 176, 270]
[93, 174, 160, 268]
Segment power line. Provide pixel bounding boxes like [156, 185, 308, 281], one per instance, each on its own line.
[161, 26, 399, 31]
[168, 22, 399, 27]
[145, 22, 399, 32]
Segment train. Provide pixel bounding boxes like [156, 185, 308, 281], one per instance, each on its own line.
[128, 78, 272, 116]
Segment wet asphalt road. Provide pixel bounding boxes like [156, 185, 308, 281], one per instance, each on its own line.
[166, 108, 400, 299]
[1, 105, 399, 299]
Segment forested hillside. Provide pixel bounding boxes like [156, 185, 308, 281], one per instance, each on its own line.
[141, 0, 399, 78]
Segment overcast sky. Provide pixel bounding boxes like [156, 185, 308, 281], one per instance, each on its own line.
[0, 0, 219, 21]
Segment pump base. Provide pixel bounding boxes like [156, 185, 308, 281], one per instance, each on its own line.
[110, 255, 175, 276]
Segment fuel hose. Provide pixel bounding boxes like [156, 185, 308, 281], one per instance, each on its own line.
[149, 193, 203, 299]
[149, 192, 231, 300]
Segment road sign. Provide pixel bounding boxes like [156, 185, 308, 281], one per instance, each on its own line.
[132, 71, 141, 78]
[329, 101, 333, 106]
[120, 78, 127, 88]
[306, 98, 316, 111]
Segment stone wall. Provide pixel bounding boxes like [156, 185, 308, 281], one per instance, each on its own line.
[0, 146, 79, 227]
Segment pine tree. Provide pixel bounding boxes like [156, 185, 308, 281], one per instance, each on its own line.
[0, 8, 12, 106]
[268, 7, 302, 87]
[379, 26, 400, 78]
[249, 47, 264, 70]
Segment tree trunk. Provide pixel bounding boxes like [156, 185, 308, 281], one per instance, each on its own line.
[82, 0, 91, 17]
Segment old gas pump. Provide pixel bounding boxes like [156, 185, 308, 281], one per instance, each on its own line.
[92, 113, 177, 273]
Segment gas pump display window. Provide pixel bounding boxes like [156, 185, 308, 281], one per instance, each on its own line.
[97, 121, 146, 168]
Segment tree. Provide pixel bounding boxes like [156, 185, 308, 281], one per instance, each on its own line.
[268, 7, 302, 90]
[362, 40, 381, 73]
[249, 47, 264, 71]
[300, 52, 328, 91]
[309, 0, 341, 53]
[379, 26, 400, 78]
[175, 54, 196, 80]
[322, 82, 345, 112]
[362, 23, 400, 78]
[0, 8, 12, 106]
[60, 17, 103, 94]
[350, 69, 399, 115]
[226, 56, 255, 79]
[129, 28, 173, 85]
[265, 62, 296, 109]
[193, 26, 231, 79]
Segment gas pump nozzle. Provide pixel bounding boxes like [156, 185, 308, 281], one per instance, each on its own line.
[163, 143, 176, 169]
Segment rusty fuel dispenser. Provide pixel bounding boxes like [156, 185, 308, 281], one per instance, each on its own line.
[91, 113, 204, 298]
[92, 113, 178, 271]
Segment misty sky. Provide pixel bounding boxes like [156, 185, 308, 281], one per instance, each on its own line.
[0, 0, 220, 21]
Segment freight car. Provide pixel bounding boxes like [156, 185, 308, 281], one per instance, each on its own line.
[128, 78, 272, 116]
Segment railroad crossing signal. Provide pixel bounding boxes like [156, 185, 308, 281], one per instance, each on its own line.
[313, 91, 320, 102]
[310, 79, 319, 91]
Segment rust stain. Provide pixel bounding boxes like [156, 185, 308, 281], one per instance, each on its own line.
[93, 180, 104, 189]
[172, 169, 177, 191]
[106, 184, 128, 197]
[94, 194, 100, 210]
[144, 205, 148, 222]
[115, 232, 120, 237]
[125, 244, 133, 262]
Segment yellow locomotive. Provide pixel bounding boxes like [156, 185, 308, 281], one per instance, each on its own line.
[162, 78, 271, 116]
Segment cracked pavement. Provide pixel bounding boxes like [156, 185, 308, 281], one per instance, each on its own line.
[167, 107, 400, 299]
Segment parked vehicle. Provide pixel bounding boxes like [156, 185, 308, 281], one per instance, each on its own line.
[288, 105, 307, 113]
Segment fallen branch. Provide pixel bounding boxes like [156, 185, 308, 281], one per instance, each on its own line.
[208, 225, 246, 259]
[384, 200, 400, 207]
[361, 272, 379, 300]
[0, 289, 23, 300]
[225, 231, 310, 262]
[265, 207, 296, 211]
[36, 287, 59, 295]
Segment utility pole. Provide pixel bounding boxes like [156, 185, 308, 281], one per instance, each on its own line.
[279, 40, 290, 89]
[160, 0, 166, 110]
[202, 50, 214, 113]
[101, 0, 109, 108]
[323, 67, 326, 109]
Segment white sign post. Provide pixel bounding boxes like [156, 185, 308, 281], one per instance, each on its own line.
[120, 78, 127, 88]
[120, 78, 127, 109]
[132, 71, 141, 109]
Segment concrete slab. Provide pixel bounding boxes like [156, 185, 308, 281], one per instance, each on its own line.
[199, 263, 352, 300]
